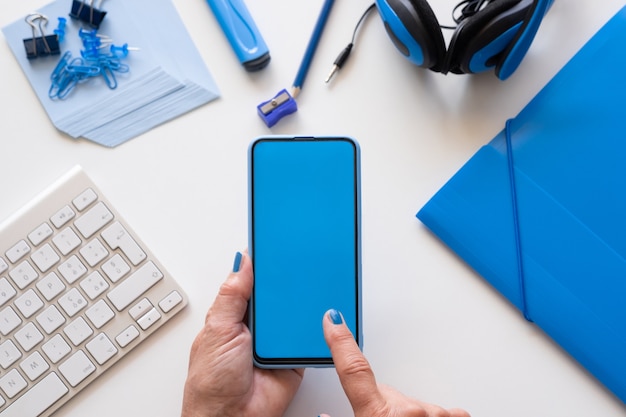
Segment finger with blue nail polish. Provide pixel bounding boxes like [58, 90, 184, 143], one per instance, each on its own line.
[322, 309, 471, 417]
[328, 308, 343, 325]
[232, 251, 243, 273]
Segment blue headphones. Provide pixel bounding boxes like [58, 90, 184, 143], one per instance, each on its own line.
[375, 0, 553, 80]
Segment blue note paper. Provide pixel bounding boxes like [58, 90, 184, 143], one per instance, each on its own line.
[2, 0, 220, 147]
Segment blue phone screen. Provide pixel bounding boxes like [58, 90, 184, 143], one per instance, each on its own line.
[250, 137, 360, 365]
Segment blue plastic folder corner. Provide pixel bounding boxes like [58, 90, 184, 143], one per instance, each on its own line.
[417, 6, 626, 403]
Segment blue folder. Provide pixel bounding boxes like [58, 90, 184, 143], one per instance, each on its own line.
[417, 6, 626, 403]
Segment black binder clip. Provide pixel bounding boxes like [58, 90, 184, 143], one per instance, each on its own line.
[70, 0, 107, 29]
[23, 13, 60, 60]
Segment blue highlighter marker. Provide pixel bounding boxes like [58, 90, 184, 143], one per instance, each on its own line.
[206, 0, 270, 71]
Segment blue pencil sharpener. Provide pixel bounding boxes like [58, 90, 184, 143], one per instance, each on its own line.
[257, 89, 298, 127]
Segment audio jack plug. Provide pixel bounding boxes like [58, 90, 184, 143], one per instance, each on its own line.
[324, 3, 375, 84]
[325, 43, 353, 83]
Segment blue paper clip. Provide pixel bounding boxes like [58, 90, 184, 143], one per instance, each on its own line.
[49, 52, 78, 99]
[67, 58, 101, 77]
[50, 50, 72, 81]
[99, 63, 118, 89]
[23, 13, 60, 59]
[49, 54, 102, 99]
[49, 73, 78, 99]
[89, 55, 128, 89]
[49, 28, 134, 99]
[70, 0, 107, 29]
[256, 89, 298, 127]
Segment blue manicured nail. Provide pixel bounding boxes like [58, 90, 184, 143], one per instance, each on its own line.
[329, 309, 343, 325]
[232, 252, 243, 272]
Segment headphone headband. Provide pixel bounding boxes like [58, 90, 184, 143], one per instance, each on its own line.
[497, 0, 553, 79]
[376, 0, 553, 79]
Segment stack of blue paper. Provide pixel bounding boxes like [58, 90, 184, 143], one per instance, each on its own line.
[2, 0, 220, 147]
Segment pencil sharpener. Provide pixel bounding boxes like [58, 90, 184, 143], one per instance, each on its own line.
[257, 89, 298, 127]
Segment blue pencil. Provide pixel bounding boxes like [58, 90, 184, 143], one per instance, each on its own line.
[291, 0, 336, 98]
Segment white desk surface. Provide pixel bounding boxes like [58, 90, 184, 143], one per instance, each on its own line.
[1, 1, 625, 416]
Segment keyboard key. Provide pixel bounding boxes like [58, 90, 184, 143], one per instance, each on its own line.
[42, 334, 71, 364]
[14, 322, 44, 352]
[72, 188, 97, 211]
[0, 340, 22, 369]
[0, 372, 68, 417]
[129, 298, 152, 320]
[5, 240, 30, 263]
[0, 258, 7, 274]
[86, 333, 117, 365]
[107, 261, 163, 311]
[0, 369, 27, 398]
[30, 243, 60, 273]
[101, 253, 130, 283]
[137, 308, 161, 330]
[64, 317, 94, 346]
[0, 278, 17, 307]
[58, 350, 95, 387]
[85, 300, 114, 329]
[79, 238, 108, 267]
[14, 289, 44, 319]
[58, 288, 87, 317]
[36, 305, 66, 334]
[159, 290, 183, 313]
[58, 255, 87, 284]
[20, 351, 50, 381]
[101, 221, 147, 266]
[74, 202, 113, 239]
[0, 307, 21, 335]
[115, 325, 139, 348]
[80, 271, 109, 300]
[36, 272, 66, 301]
[50, 205, 76, 229]
[27, 223, 53, 246]
[52, 228, 81, 256]
[8, 260, 38, 290]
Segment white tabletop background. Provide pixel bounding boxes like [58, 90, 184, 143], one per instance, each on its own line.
[1, 0, 625, 416]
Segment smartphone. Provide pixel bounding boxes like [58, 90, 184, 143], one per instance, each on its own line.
[248, 136, 362, 368]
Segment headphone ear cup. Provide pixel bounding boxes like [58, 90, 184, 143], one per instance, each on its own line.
[376, 0, 446, 71]
[445, 0, 530, 75]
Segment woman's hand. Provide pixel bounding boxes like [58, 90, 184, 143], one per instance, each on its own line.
[181, 251, 304, 417]
[321, 309, 470, 417]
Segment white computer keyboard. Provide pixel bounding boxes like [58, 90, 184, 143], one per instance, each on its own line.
[0, 166, 188, 417]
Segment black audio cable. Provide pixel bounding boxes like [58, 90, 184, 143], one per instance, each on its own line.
[325, 0, 493, 82]
[325, 3, 376, 83]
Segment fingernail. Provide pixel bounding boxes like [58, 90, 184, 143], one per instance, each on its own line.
[232, 252, 243, 273]
[328, 309, 343, 325]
